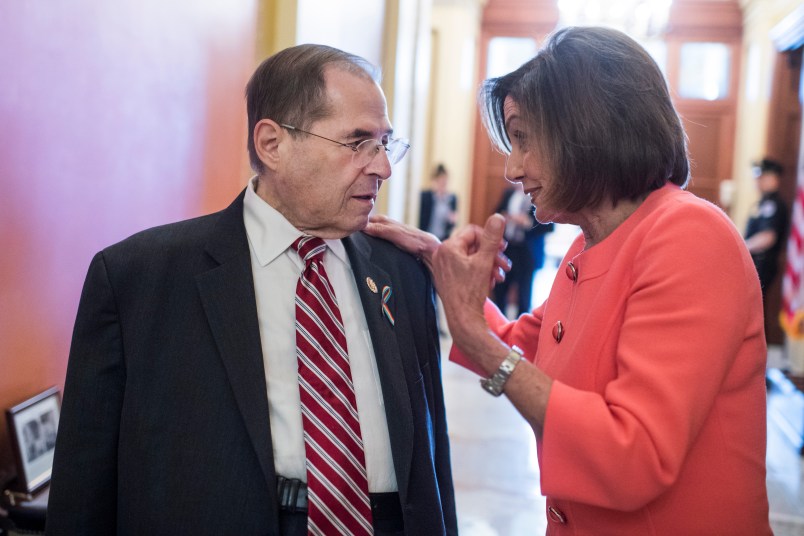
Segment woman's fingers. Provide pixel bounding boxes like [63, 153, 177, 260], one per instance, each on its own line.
[492, 250, 512, 288]
[365, 215, 441, 268]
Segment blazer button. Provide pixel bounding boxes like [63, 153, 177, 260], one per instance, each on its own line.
[548, 506, 567, 524]
[565, 261, 578, 282]
[552, 321, 564, 342]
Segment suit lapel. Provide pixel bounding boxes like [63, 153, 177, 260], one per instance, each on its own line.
[343, 233, 414, 496]
[194, 191, 279, 526]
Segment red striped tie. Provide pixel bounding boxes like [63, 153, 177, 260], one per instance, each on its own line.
[292, 236, 373, 536]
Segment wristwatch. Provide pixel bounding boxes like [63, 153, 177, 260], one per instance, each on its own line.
[480, 345, 523, 397]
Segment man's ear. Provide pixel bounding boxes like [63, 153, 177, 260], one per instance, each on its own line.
[253, 119, 284, 171]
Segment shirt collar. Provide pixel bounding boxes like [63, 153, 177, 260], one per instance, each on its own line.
[243, 176, 349, 267]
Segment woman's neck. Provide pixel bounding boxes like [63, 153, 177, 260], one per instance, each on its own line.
[579, 196, 646, 249]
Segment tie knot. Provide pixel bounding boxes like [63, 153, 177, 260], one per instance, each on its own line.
[292, 236, 327, 265]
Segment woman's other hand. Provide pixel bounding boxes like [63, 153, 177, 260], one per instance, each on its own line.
[431, 214, 508, 338]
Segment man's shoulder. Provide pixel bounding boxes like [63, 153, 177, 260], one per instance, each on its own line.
[104, 211, 223, 257]
[348, 232, 430, 284]
[103, 192, 245, 256]
[354, 231, 422, 263]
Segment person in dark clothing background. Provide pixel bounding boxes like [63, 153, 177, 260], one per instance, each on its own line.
[745, 158, 788, 298]
[419, 163, 458, 241]
[492, 186, 553, 318]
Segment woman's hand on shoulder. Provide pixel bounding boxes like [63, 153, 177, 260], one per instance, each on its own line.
[365, 214, 442, 271]
[365, 214, 510, 289]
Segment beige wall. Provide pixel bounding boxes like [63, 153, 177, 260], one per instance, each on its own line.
[384, 0, 434, 223]
[425, 2, 483, 228]
[732, 0, 802, 229]
[257, 0, 297, 59]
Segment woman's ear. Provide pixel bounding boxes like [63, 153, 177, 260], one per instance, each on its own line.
[253, 119, 284, 171]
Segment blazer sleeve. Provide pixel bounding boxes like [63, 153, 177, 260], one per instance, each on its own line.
[47, 251, 126, 535]
[423, 273, 459, 535]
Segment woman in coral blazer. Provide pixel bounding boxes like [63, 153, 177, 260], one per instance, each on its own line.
[369, 26, 771, 535]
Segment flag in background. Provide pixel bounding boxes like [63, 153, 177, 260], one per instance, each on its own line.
[780, 161, 804, 346]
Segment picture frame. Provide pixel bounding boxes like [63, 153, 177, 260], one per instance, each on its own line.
[5, 386, 61, 494]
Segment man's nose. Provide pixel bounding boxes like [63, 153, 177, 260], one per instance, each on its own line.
[366, 147, 393, 180]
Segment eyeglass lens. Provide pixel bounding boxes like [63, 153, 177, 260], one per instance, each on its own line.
[353, 138, 410, 167]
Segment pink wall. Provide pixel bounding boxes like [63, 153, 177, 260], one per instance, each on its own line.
[0, 0, 257, 474]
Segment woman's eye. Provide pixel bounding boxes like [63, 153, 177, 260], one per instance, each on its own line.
[512, 131, 527, 148]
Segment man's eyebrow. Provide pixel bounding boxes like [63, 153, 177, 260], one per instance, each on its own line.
[346, 127, 394, 139]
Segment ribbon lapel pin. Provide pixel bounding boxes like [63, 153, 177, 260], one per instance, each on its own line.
[381, 285, 395, 326]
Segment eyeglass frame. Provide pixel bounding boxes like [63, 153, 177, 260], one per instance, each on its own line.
[279, 123, 410, 167]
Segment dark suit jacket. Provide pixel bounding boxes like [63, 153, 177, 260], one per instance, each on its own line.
[418, 190, 457, 241]
[47, 191, 458, 535]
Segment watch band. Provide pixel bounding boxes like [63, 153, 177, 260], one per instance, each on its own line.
[479, 345, 523, 397]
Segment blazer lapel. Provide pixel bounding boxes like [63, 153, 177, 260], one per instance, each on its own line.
[343, 233, 415, 496]
[194, 191, 279, 526]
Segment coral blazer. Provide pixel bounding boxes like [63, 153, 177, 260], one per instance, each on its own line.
[454, 184, 772, 535]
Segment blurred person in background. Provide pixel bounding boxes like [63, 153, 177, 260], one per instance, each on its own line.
[419, 163, 458, 241]
[744, 157, 788, 300]
[492, 185, 553, 318]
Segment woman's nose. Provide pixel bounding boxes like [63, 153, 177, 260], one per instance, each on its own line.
[505, 153, 524, 183]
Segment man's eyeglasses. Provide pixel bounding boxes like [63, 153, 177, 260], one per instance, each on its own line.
[280, 124, 410, 167]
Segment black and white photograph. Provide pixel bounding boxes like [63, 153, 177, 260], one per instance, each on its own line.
[6, 387, 61, 493]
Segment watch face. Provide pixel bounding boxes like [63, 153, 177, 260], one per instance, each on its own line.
[480, 377, 503, 397]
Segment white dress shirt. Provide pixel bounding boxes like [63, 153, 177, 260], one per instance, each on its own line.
[243, 177, 397, 492]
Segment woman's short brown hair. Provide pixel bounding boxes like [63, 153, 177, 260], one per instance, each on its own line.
[480, 26, 689, 212]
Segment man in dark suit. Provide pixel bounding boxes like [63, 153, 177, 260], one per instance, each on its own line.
[47, 44, 457, 536]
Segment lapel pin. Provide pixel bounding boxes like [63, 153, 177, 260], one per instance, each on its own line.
[381, 285, 395, 326]
[366, 277, 378, 293]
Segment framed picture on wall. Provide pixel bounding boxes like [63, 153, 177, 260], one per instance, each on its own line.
[5, 386, 61, 494]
